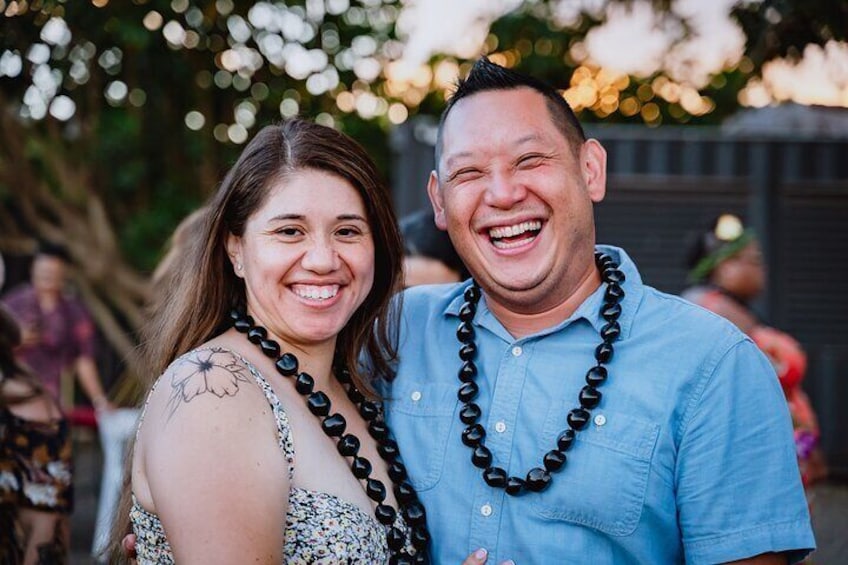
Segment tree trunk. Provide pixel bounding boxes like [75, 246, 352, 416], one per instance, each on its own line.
[0, 100, 149, 391]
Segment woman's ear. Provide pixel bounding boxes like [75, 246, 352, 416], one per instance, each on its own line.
[226, 233, 243, 277]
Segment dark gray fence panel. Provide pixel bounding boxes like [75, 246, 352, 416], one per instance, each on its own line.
[595, 175, 749, 295]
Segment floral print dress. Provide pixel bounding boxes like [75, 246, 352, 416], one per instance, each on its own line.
[0, 402, 73, 562]
[130, 348, 413, 564]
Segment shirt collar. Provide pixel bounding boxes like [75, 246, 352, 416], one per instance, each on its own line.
[444, 245, 643, 341]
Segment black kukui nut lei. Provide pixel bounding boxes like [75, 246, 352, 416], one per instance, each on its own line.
[229, 310, 430, 564]
[454, 252, 625, 497]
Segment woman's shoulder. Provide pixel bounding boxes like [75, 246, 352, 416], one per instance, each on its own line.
[136, 345, 287, 490]
[144, 346, 269, 428]
[133, 346, 291, 562]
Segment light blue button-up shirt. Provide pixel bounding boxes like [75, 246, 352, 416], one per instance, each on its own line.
[384, 246, 814, 564]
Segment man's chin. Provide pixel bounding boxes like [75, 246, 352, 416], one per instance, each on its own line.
[479, 275, 547, 301]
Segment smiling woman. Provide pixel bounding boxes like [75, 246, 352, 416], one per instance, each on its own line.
[108, 119, 431, 564]
[226, 168, 376, 350]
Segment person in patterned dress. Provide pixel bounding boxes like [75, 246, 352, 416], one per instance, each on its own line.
[682, 213, 828, 490]
[1, 298, 71, 563]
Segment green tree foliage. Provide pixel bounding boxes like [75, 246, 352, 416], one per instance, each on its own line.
[1, 0, 405, 270]
[414, 0, 847, 126]
[732, 0, 848, 66]
[461, 2, 749, 126]
[0, 0, 406, 376]
[0, 0, 842, 381]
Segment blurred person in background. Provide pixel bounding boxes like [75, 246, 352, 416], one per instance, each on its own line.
[2, 242, 114, 562]
[149, 207, 209, 299]
[1, 255, 71, 563]
[400, 208, 469, 288]
[682, 214, 828, 490]
[1, 242, 113, 414]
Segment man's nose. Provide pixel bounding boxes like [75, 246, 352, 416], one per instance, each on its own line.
[483, 170, 527, 209]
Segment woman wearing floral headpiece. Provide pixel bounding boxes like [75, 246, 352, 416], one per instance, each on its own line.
[682, 214, 827, 490]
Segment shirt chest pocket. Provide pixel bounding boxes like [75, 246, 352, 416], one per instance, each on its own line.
[532, 410, 660, 536]
[385, 382, 457, 492]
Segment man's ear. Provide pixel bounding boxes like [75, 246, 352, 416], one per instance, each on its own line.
[226, 233, 243, 277]
[581, 139, 607, 204]
[427, 170, 448, 230]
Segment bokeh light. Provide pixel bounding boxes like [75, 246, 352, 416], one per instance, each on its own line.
[105, 80, 128, 105]
[0, 50, 22, 77]
[185, 110, 206, 130]
[143, 11, 164, 31]
[49, 95, 75, 121]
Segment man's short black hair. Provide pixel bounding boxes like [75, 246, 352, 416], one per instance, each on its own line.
[434, 57, 586, 168]
[36, 240, 71, 263]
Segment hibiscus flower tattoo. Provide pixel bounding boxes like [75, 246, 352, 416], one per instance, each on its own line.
[166, 348, 252, 418]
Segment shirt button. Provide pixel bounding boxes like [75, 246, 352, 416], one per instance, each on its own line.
[410, 391, 422, 402]
[480, 504, 493, 517]
[594, 414, 607, 426]
[511, 346, 523, 357]
[494, 421, 507, 433]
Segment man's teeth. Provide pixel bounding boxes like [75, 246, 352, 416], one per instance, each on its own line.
[488, 220, 542, 240]
[493, 238, 534, 249]
[294, 285, 339, 300]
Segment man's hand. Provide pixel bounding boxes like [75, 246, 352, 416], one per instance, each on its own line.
[20, 325, 40, 347]
[122, 533, 137, 560]
[92, 395, 116, 412]
[461, 548, 515, 565]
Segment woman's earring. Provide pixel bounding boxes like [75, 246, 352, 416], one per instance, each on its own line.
[236, 263, 243, 272]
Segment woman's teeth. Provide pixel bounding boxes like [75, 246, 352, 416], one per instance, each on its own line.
[294, 285, 339, 300]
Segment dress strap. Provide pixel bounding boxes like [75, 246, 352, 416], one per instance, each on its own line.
[227, 349, 296, 481]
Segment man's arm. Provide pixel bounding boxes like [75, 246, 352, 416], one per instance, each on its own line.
[675, 337, 814, 564]
[74, 355, 113, 410]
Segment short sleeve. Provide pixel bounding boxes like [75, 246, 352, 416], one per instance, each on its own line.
[675, 338, 816, 564]
[67, 298, 97, 359]
[1, 286, 30, 323]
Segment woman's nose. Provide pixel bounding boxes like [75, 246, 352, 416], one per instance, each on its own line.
[301, 241, 341, 273]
